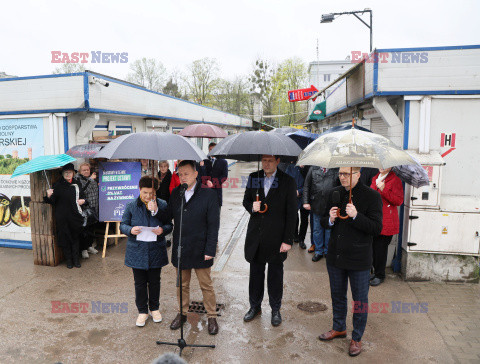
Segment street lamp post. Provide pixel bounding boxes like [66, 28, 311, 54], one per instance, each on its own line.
[321, 9, 373, 52]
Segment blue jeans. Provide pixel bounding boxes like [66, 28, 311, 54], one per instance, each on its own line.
[327, 264, 370, 342]
[311, 213, 330, 255]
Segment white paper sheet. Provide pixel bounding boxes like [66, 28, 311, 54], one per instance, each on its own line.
[136, 226, 158, 242]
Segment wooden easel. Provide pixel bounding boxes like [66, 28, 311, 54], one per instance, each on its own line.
[102, 221, 126, 258]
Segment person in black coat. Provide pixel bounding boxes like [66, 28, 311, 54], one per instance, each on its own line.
[203, 142, 229, 207]
[242, 155, 297, 327]
[44, 163, 86, 269]
[157, 161, 173, 203]
[318, 167, 383, 357]
[163, 160, 220, 335]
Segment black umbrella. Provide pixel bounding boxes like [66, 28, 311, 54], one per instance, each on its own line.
[95, 132, 207, 207]
[209, 131, 302, 162]
[209, 131, 302, 213]
[94, 132, 206, 161]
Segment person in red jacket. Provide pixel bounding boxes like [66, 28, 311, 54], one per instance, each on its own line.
[169, 162, 181, 193]
[370, 168, 404, 286]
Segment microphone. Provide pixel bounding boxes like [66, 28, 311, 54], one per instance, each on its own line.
[179, 183, 188, 196]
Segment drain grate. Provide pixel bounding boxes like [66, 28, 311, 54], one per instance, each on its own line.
[297, 301, 328, 313]
[188, 301, 225, 316]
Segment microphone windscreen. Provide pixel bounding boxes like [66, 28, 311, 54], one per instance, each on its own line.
[332, 190, 340, 205]
[181, 183, 188, 190]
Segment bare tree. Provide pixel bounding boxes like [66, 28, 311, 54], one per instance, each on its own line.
[184, 58, 220, 105]
[126, 58, 166, 92]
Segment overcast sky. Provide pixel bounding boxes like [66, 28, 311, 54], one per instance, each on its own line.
[1, 0, 479, 81]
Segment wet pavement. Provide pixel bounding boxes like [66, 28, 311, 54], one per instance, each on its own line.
[0, 162, 479, 363]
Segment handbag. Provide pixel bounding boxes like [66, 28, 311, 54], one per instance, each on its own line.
[81, 179, 98, 226]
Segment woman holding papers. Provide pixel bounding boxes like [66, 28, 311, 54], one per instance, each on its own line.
[120, 176, 173, 327]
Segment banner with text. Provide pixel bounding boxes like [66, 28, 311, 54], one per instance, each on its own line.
[98, 162, 141, 222]
[0, 117, 44, 233]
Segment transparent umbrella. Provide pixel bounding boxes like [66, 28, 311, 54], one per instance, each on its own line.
[297, 121, 416, 218]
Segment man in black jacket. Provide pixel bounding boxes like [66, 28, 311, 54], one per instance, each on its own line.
[318, 167, 382, 357]
[303, 166, 339, 261]
[203, 142, 229, 208]
[164, 160, 220, 335]
[242, 155, 297, 327]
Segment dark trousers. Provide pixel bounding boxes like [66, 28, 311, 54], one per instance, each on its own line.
[132, 268, 161, 314]
[80, 225, 95, 251]
[58, 221, 81, 265]
[327, 264, 370, 342]
[372, 235, 393, 279]
[295, 208, 310, 241]
[249, 261, 284, 311]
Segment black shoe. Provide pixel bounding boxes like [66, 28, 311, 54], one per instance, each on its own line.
[243, 307, 261, 322]
[312, 253, 323, 262]
[74, 261, 81, 268]
[370, 273, 375, 281]
[299, 241, 306, 249]
[370, 277, 384, 286]
[271, 310, 282, 327]
[170, 313, 187, 330]
[166, 240, 172, 247]
[66, 260, 73, 269]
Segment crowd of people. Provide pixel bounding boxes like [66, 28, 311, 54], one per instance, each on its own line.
[44, 140, 405, 357]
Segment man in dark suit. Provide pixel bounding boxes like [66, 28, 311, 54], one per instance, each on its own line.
[318, 166, 382, 357]
[242, 155, 297, 326]
[204, 142, 229, 208]
[164, 160, 221, 335]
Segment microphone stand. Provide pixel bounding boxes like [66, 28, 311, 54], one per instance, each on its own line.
[156, 184, 215, 356]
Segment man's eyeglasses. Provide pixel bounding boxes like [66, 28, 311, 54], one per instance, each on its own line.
[338, 172, 359, 178]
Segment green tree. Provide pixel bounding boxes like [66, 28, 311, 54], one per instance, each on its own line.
[184, 58, 220, 105]
[212, 77, 250, 115]
[272, 58, 308, 126]
[126, 58, 166, 92]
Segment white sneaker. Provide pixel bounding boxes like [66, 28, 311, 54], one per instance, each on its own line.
[81, 250, 89, 259]
[151, 310, 163, 323]
[87, 247, 98, 254]
[136, 313, 149, 327]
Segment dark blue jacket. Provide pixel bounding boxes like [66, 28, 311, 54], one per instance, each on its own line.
[285, 164, 304, 210]
[120, 197, 173, 270]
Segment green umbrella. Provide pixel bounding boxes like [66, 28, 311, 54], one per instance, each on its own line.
[11, 154, 76, 188]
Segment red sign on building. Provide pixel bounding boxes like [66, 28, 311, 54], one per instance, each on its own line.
[288, 85, 319, 102]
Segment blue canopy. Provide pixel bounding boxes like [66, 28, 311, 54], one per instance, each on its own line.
[286, 130, 319, 149]
[11, 154, 76, 178]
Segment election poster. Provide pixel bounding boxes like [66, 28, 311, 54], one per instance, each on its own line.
[98, 161, 141, 222]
